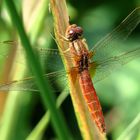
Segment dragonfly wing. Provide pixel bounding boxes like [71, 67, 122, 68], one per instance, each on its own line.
[0, 70, 67, 92]
[0, 41, 72, 92]
[89, 8, 140, 83]
[91, 7, 140, 62]
[91, 47, 140, 83]
[37, 47, 73, 71]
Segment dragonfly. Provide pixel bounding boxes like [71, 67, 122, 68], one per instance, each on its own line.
[64, 24, 106, 133]
[0, 7, 140, 133]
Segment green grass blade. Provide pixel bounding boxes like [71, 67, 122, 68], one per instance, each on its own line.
[26, 87, 69, 140]
[4, 0, 72, 139]
[117, 112, 140, 140]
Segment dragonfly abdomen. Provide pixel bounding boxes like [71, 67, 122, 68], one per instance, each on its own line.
[79, 70, 106, 133]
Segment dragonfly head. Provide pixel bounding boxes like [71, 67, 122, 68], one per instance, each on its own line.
[65, 24, 83, 42]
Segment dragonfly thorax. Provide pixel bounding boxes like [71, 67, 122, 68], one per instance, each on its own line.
[65, 24, 83, 41]
[78, 54, 89, 73]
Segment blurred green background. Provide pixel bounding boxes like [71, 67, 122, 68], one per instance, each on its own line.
[0, 0, 140, 140]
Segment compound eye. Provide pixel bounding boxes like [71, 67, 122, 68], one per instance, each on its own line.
[76, 27, 83, 36]
[67, 29, 75, 41]
[69, 29, 74, 36]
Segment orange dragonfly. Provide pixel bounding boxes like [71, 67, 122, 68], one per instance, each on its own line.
[64, 24, 106, 133]
[0, 7, 140, 133]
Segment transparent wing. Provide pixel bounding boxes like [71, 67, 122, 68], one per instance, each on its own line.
[91, 7, 140, 62]
[89, 8, 140, 83]
[0, 41, 69, 92]
[0, 69, 68, 92]
[0, 41, 73, 70]
[92, 46, 140, 83]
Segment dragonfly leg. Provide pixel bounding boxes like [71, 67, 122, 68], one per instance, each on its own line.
[62, 47, 71, 53]
[88, 51, 95, 58]
[57, 32, 69, 42]
[61, 42, 81, 60]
